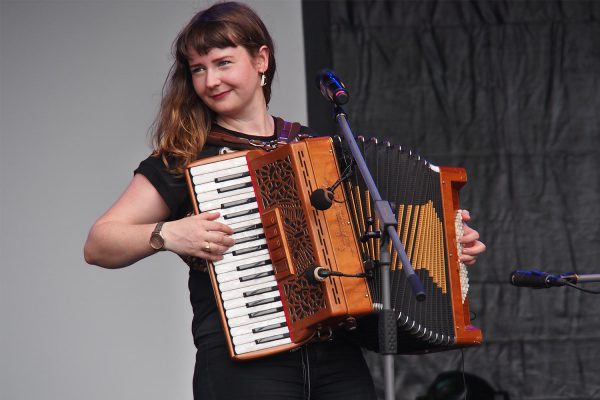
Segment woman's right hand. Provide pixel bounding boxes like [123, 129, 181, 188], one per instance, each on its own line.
[85, 174, 235, 268]
[162, 212, 235, 262]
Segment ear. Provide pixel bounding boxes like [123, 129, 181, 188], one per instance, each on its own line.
[256, 45, 270, 73]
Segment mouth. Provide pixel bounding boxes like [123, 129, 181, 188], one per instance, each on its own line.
[210, 90, 231, 101]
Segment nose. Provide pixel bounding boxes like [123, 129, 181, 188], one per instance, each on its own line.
[205, 69, 221, 89]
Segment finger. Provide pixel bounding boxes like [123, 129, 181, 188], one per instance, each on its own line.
[459, 228, 480, 243]
[197, 250, 225, 262]
[196, 212, 221, 221]
[203, 235, 235, 254]
[460, 209, 471, 222]
[191, 240, 226, 260]
[460, 254, 478, 266]
[462, 241, 486, 256]
[200, 243, 229, 256]
[203, 220, 235, 235]
[205, 231, 236, 247]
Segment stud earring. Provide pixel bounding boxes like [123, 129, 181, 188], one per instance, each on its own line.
[260, 73, 267, 87]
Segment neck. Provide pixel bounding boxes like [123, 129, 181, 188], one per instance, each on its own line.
[216, 109, 274, 137]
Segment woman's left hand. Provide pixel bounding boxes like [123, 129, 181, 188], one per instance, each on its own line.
[459, 209, 486, 266]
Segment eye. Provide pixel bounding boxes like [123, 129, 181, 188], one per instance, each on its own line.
[190, 65, 205, 74]
[218, 60, 232, 67]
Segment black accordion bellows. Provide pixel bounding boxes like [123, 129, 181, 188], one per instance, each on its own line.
[334, 136, 482, 354]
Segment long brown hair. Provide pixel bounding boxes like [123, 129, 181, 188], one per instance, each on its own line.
[151, 1, 276, 174]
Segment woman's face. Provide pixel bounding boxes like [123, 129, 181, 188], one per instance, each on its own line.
[188, 45, 268, 121]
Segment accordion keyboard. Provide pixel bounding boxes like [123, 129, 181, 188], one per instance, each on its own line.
[188, 155, 293, 355]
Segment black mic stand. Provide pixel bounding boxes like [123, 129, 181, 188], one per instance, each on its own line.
[560, 273, 600, 284]
[559, 273, 600, 294]
[331, 104, 426, 400]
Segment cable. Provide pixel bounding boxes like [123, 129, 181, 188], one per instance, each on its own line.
[563, 281, 600, 294]
[460, 349, 468, 400]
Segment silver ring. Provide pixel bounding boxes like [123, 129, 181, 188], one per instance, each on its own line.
[204, 241, 211, 253]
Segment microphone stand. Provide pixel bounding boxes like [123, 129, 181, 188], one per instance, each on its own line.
[560, 273, 600, 283]
[559, 273, 600, 294]
[332, 105, 426, 400]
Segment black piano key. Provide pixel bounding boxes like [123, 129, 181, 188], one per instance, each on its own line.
[243, 285, 278, 297]
[225, 208, 259, 220]
[249, 306, 283, 319]
[235, 233, 266, 245]
[255, 332, 290, 344]
[252, 322, 287, 334]
[217, 182, 253, 194]
[239, 270, 274, 282]
[233, 223, 263, 234]
[215, 171, 250, 183]
[233, 244, 268, 256]
[246, 296, 280, 308]
[237, 259, 272, 272]
[221, 197, 255, 209]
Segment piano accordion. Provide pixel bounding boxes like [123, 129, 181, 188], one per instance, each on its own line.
[185, 136, 482, 360]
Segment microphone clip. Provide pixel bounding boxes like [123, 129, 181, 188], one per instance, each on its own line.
[309, 161, 354, 211]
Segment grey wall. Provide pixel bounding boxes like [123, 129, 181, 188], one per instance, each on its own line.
[0, 1, 307, 399]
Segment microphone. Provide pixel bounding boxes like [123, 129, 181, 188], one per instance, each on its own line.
[305, 266, 331, 284]
[310, 188, 335, 211]
[315, 69, 349, 105]
[509, 270, 567, 288]
[309, 160, 355, 211]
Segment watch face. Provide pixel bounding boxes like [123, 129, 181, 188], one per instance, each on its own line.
[150, 234, 164, 250]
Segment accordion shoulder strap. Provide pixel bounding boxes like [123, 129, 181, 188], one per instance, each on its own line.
[205, 130, 256, 150]
[274, 117, 302, 143]
[206, 117, 302, 149]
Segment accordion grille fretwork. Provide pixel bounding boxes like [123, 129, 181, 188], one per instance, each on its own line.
[252, 155, 327, 324]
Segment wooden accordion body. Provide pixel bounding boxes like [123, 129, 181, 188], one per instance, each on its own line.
[185, 136, 482, 360]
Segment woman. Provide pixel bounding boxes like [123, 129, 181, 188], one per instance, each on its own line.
[84, 2, 486, 399]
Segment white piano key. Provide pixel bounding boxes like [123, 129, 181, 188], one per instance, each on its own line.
[195, 175, 252, 195]
[222, 289, 280, 311]
[189, 156, 248, 176]
[215, 203, 259, 226]
[199, 192, 256, 213]
[218, 247, 269, 264]
[196, 182, 254, 203]
[232, 326, 290, 346]
[228, 215, 262, 230]
[225, 238, 267, 255]
[191, 165, 249, 185]
[217, 264, 274, 284]
[234, 336, 292, 355]
[225, 299, 282, 319]
[227, 309, 286, 328]
[214, 253, 271, 275]
[220, 281, 279, 301]
[219, 274, 277, 293]
[232, 228, 265, 241]
[229, 316, 288, 337]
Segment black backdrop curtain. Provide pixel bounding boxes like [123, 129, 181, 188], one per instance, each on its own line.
[303, 1, 600, 399]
